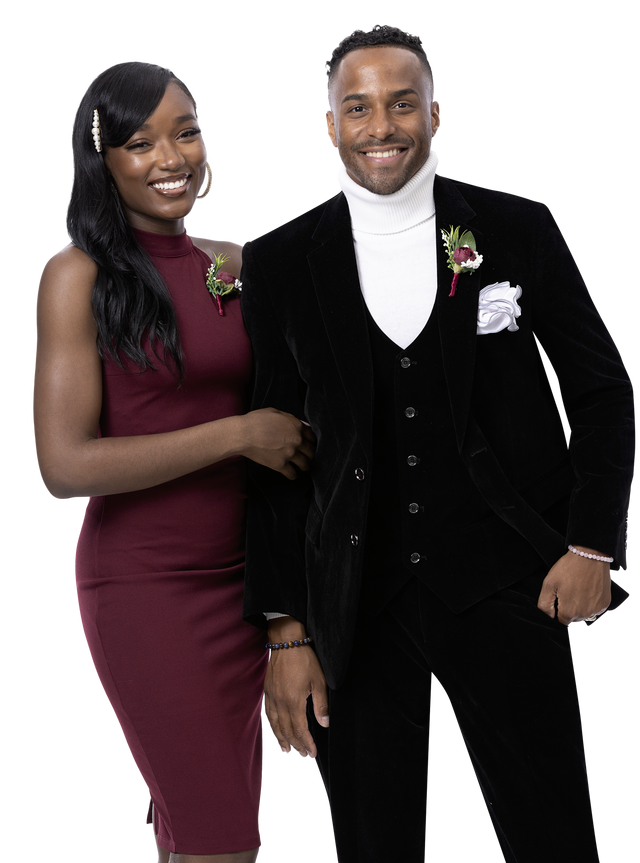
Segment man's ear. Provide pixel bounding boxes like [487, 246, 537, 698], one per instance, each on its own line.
[431, 101, 440, 137]
[326, 111, 337, 148]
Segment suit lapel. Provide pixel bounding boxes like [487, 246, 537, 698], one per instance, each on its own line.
[307, 193, 373, 448]
[434, 176, 483, 450]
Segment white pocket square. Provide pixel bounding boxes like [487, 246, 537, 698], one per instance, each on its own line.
[477, 281, 522, 335]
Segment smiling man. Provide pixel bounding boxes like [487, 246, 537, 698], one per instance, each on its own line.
[241, 25, 634, 863]
[327, 43, 438, 195]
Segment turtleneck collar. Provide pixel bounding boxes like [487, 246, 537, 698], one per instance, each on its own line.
[133, 227, 193, 258]
[339, 150, 438, 235]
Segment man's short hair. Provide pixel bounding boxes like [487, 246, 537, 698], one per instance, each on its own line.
[326, 24, 433, 89]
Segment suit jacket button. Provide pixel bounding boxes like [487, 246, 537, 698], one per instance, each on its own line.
[351, 534, 359, 546]
[410, 552, 421, 564]
[400, 357, 412, 369]
[407, 455, 420, 467]
[355, 468, 365, 481]
[404, 407, 417, 418]
[408, 503, 420, 514]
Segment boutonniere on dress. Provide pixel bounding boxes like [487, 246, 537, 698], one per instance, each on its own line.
[476, 282, 522, 335]
[441, 225, 483, 296]
[205, 253, 242, 316]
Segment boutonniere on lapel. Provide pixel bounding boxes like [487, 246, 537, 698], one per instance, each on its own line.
[205, 253, 242, 316]
[441, 225, 483, 297]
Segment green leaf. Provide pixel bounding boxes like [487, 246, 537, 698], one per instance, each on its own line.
[458, 230, 476, 251]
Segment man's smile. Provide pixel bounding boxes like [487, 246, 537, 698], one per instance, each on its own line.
[360, 147, 408, 166]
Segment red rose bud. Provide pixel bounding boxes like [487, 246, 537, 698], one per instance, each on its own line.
[217, 271, 236, 285]
[453, 246, 476, 265]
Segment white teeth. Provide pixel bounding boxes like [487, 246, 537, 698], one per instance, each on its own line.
[365, 149, 401, 159]
[152, 177, 188, 190]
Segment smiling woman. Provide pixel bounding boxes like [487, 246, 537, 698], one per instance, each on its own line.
[103, 82, 207, 232]
[34, 62, 315, 863]
[64, 66, 214, 380]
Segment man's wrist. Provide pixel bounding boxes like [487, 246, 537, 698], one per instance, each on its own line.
[568, 544, 613, 564]
[267, 615, 307, 642]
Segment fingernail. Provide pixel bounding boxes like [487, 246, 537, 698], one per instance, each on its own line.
[281, 746, 289, 753]
[320, 715, 330, 727]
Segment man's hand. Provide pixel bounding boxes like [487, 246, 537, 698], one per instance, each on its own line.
[537, 546, 612, 625]
[264, 617, 329, 757]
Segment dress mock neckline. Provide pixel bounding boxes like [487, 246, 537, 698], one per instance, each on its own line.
[133, 228, 193, 258]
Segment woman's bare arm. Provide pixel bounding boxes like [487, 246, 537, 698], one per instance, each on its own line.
[34, 246, 314, 499]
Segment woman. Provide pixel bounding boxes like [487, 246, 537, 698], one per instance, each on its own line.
[34, 62, 314, 863]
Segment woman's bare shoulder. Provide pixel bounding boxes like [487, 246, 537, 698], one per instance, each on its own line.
[191, 237, 243, 277]
[41, 244, 98, 296]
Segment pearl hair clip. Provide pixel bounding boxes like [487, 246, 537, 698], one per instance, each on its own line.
[92, 109, 102, 153]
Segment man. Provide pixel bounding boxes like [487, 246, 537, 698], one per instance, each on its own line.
[241, 25, 634, 863]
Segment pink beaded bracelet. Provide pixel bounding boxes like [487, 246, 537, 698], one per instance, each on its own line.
[568, 545, 613, 563]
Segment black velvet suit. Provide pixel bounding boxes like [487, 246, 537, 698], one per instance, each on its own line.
[242, 176, 633, 685]
[241, 176, 634, 861]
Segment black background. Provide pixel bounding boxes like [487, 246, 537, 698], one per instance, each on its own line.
[31, 15, 635, 863]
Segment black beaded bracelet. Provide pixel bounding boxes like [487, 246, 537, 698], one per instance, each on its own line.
[265, 637, 313, 651]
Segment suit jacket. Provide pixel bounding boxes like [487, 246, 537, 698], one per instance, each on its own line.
[241, 175, 634, 689]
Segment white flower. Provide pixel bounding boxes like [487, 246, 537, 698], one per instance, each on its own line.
[460, 253, 484, 270]
[477, 281, 522, 335]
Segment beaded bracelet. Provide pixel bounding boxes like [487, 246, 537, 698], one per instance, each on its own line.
[568, 544, 613, 563]
[265, 637, 313, 651]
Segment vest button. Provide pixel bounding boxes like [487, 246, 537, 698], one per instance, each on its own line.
[408, 503, 420, 514]
[404, 407, 417, 418]
[351, 534, 359, 546]
[407, 455, 420, 467]
[410, 552, 421, 564]
[355, 467, 365, 481]
[400, 357, 411, 369]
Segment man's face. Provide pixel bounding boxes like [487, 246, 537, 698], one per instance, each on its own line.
[327, 46, 440, 195]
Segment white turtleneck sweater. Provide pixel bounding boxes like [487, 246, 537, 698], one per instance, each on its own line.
[339, 151, 439, 349]
[265, 154, 440, 621]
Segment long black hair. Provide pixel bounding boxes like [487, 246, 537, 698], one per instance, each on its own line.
[68, 62, 196, 378]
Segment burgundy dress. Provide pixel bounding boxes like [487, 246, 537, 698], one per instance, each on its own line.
[76, 229, 267, 855]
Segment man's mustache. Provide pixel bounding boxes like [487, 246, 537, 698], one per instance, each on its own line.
[349, 138, 413, 153]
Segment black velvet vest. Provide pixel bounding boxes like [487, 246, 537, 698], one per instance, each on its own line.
[361, 309, 544, 615]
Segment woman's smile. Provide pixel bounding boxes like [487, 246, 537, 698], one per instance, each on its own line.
[149, 172, 191, 196]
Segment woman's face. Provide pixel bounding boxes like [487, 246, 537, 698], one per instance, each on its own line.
[104, 82, 207, 235]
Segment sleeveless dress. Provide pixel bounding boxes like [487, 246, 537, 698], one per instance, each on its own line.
[76, 229, 267, 855]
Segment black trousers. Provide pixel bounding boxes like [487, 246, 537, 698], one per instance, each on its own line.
[309, 571, 599, 862]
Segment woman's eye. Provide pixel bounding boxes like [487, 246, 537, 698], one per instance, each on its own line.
[179, 128, 202, 139]
[126, 141, 149, 150]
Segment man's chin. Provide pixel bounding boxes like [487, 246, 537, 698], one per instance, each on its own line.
[345, 163, 419, 196]
[357, 174, 410, 195]
[347, 168, 407, 195]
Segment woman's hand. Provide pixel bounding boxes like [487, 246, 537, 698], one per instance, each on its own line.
[237, 408, 316, 479]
